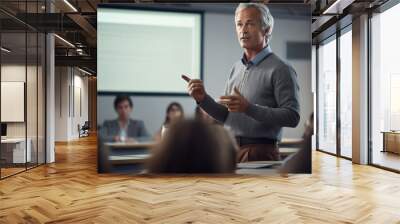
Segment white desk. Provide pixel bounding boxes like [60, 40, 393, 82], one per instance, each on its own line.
[102, 141, 155, 172]
[103, 142, 155, 149]
[109, 154, 150, 165]
[279, 138, 303, 147]
[1, 138, 31, 163]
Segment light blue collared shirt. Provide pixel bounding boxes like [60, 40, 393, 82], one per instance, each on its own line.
[241, 46, 273, 67]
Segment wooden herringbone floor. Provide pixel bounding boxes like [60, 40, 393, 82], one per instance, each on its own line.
[1, 135, 400, 224]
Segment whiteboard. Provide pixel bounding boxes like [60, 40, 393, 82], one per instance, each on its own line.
[97, 7, 202, 94]
[1, 82, 25, 122]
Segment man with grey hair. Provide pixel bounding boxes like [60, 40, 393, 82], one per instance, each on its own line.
[183, 3, 300, 162]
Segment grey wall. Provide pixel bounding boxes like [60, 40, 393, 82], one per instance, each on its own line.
[55, 67, 89, 141]
[98, 9, 312, 139]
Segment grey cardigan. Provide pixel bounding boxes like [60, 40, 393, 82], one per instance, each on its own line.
[199, 48, 300, 141]
[98, 119, 150, 142]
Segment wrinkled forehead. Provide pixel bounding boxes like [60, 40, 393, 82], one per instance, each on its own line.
[235, 7, 261, 22]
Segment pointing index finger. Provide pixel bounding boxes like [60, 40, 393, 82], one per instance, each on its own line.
[181, 75, 191, 83]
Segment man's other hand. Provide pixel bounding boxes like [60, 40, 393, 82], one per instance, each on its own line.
[219, 87, 249, 112]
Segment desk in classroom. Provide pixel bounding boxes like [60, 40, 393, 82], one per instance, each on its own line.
[104, 142, 156, 149]
[1, 138, 32, 164]
[102, 142, 155, 173]
[279, 147, 299, 156]
[101, 140, 300, 174]
[279, 138, 303, 147]
[236, 161, 283, 175]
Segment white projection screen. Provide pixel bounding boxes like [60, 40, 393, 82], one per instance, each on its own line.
[97, 6, 202, 94]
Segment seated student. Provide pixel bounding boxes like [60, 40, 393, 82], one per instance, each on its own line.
[99, 95, 149, 143]
[195, 106, 218, 124]
[147, 119, 237, 174]
[154, 102, 184, 141]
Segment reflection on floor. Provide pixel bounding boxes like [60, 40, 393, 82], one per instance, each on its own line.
[0, 163, 43, 178]
[0, 167, 25, 178]
[373, 150, 400, 171]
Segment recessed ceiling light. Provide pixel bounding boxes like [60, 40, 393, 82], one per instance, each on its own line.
[322, 0, 354, 15]
[78, 67, 93, 76]
[54, 34, 75, 48]
[1, 47, 11, 53]
[63, 0, 78, 12]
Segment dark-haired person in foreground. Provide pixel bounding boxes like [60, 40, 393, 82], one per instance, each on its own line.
[183, 3, 300, 162]
[195, 106, 219, 125]
[99, 95, 149, 143]
[147, 119, 237, 174]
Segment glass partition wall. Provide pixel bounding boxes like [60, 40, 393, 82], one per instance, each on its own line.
[316, 25, 353, 159]
[316, 0, 400, 172]
[370, 2, 400, 171]
[317, 35, 337, 155]
[339, 27, 352, 159]
[0, 1, 46, 179]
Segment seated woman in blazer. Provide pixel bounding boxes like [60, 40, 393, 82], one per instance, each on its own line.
[99, 95, 149, 143]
